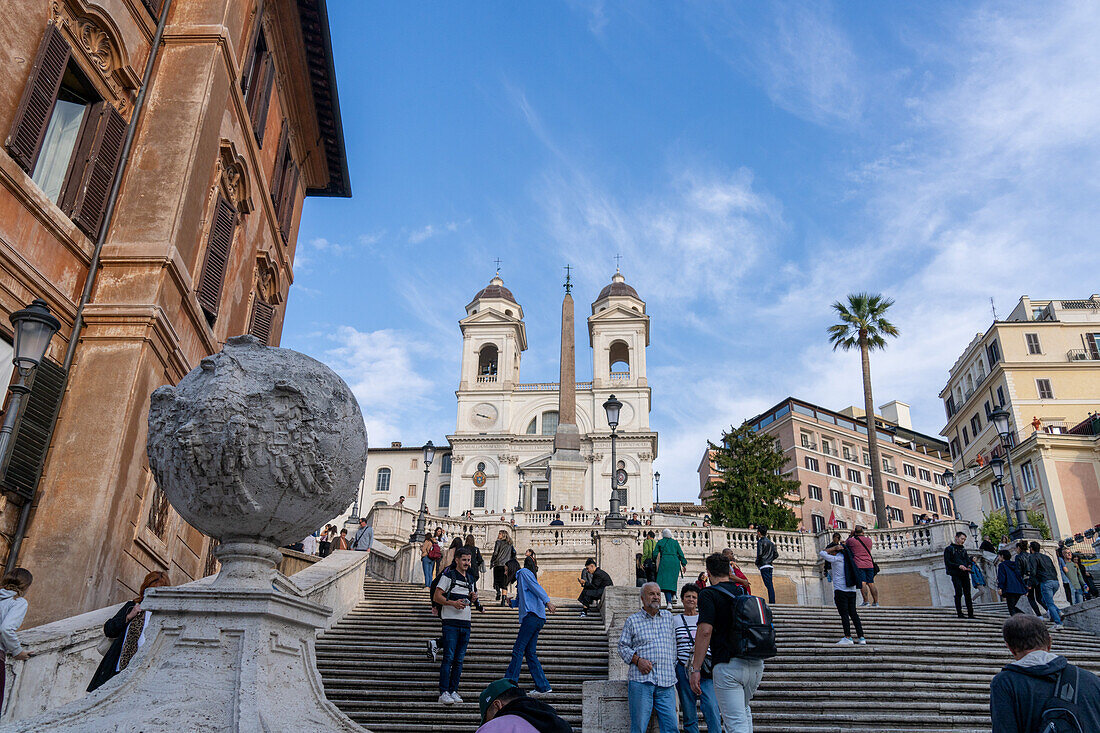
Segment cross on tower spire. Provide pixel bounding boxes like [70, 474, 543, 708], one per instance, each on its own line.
[614, 253, 623, 272]
[494, 257, 502, 275]
[563, 264, 573, 294]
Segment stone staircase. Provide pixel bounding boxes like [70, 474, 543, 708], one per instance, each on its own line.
[316, 577, 607, 731]
[317, 579, 1100, 732]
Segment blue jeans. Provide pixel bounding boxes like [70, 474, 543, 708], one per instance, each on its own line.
[712, 658, 764, 733]
[759, 567, 776, 604]
[1039, 579, 1063, 624]
[663, 590, 676, 605]
[439, 622, 470, 693]
[507, 613, 550, 692]
[675, 663, 722, 733]
[627, 681, 678, 733]
[422, 557, 434, 587]
[1072, 587, 1085, 604]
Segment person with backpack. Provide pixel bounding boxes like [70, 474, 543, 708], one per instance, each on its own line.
[477, 679, 573, 733]
[434, 547, 478, 704]
[689, 552, 774, 733]
[989, 613, 1100, 732]
[421, 533, 443, 587]
[674, 584, 721, 733]
[504, 558, 557, 696]
[944, 531, 976, 620]
[996, 549, 1028, 616]
[754, 526, 779, 604]
[844, 526, 879, 607]
[820, 541, 866, 645]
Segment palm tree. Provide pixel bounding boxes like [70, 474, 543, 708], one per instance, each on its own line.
[828, 293, 899, 529]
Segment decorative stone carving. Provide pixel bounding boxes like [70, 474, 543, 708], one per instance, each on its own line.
[5, 337, 369, 731]
[215, 140, 253, 214]
[48, 2, 140, 114]
[497, 453, 519, 465]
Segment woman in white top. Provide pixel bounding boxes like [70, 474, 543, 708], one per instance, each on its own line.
[820, 543, 866, 645]
[0, 568, 34, 708]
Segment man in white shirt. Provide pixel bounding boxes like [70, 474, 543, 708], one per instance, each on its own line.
[434, 548, 477, 704]
[820, 542, 866, 645]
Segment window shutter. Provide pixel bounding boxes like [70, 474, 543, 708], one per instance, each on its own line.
[196, 194, 237, 321]
[249, 53, 274, 144]
[64, 102, 127, 238]
[270, 123, 288, 209]
[248, 298, 276, 345]
[6, 25, 71, 173]
[277, 160, 299, 238]
[1, 358, 67, 502]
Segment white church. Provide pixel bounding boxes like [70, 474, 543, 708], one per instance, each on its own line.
[356, 270, 658, 517]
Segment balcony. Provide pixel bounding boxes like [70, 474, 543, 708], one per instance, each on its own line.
[800, 442, 818, 451]
[821, 446, 838, 456]
[610, 370, 630, 382]
[476, 374, 497, 384]
[883, 466, 898, 475]
[1067, 349, 1099, 361]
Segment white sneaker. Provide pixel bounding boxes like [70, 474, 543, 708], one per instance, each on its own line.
[836, 637, 855, 645]
[528, 689, 553, 698]
[857, 637, 867, 645]
[1052, 624, 1064, 631]
[426, 639, 438, 662]
[872, 603, 879, 607]
[438, 692, 454, 705]
[450, 693, 464, 703]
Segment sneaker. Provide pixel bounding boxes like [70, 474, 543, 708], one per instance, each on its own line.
[438, 692, 453, 705]
[872, 602, 879, 607]
[857, 637, 867, 645]
[1052, 624, 1064, 631]
[579, 610, 588, 617]
[450, 693, 464, 703]
[835, 637, 854, 645]
[859, 601, 869, 607]
[426, 639, 438, 662]
[528, 689, 553, 698]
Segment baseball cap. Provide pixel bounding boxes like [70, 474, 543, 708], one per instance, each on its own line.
[479, 678, 520, 722]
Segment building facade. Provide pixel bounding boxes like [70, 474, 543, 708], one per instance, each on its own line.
[940, 295, 1100, 538]
[0, 0, 348, 625]
[701, 397, 953, 531]
[358, 272, 659, 516]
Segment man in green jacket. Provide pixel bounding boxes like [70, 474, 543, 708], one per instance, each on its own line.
[655, 529, 687, 606]
[642, 531, 657, 583]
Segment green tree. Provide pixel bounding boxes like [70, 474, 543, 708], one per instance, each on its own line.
[705, 423, 803, 530]
[827, 293, 899, 530]
[980, 511, 1052, 544]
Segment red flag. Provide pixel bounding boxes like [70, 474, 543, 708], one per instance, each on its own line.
[827, 510, 837, 529]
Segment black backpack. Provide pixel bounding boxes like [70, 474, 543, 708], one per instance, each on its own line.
[712, 585, 777, 659]
[1037, 665, 1085, 733]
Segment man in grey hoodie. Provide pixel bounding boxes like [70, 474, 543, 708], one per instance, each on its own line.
[990, 614, 1100, 733]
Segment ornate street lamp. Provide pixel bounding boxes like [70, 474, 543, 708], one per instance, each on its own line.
[0, 300, 61, 479]
[942, 469, 954, 490]
[516, 469, 525, 512]
[410, 440, 435, 544]
[603, 394, 625, 529]
[968, 521, 979, 548]
[989, 407, 1037, 538]
[988, 454, 1013, 530]
[654, 470, 660, 511]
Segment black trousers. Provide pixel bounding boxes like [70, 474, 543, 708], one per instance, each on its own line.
[1004, 592, 1023, 615]
[1026, 586, 1043, 614]
[952, 573, 974, 617]
[1064, 582, 1073, 604]
[834, 589, 863, 638]
[579, 588, 604, 609]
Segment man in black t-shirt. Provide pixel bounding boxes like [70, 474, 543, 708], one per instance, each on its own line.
[690, 553, 765, 733]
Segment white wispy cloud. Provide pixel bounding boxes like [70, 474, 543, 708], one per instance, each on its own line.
[407, 219, 470, 244]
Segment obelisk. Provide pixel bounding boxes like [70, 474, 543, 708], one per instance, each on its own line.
[548, 267, 587, 508]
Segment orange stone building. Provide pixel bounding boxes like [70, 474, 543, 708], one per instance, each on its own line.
[0, 0, 348, 625]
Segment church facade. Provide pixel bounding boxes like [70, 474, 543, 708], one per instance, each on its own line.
[358, 271, 658, 517]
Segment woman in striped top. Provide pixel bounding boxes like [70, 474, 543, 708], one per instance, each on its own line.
[673, 584, 721, 733]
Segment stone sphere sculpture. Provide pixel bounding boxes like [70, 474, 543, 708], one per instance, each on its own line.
[147, 335, 367, 548]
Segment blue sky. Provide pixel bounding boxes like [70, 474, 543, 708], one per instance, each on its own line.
[284, 1, 1100, 503]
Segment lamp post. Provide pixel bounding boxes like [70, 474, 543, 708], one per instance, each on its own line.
[0, 300, 61, 480]
[988, 455, 1013, 530]
[654, 470, 660, 511]
[989, 407, 1038, 539]
[516, 469, 525, 512]
[968, 521, 979, 548]
[603, 394, 625, 529]
[410, 440, 435, 544]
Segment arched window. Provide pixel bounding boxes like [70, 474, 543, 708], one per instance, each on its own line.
[438, 484, 450, 508]
[541, 411, 559, 436]
[477, 461, 486, 472]
[526, 417, 537, 434]
[609, 340, 630, 377]
[375, 467, 391, 492]
[478, 344, 498, 381]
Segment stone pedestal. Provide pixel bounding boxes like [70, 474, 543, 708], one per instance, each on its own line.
[549, 454, 587, 510]
[595, 529, 639, 588]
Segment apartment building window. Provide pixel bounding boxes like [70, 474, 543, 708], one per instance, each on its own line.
[242, 23, 275, 144]
[997, 386, 1006, 406]
[970, 414, 982, 436]
[1025, 333, 1042, 354]
[862, 452, 871, 466]
[7, 26, 127, 238]
[811, 515, 826, 533]
[1036, 379, 1054, 400]
[1088, 333, 1100, 359]
[924, 492, 936, 513]
[842, 444, 853, 460]
[962, 427, 970, 446]
[987, 339, 1001, 365]
[375, 468, 391, 492]
[835, 519, 849, 530]
[918, 468, 932, 482]
[800, 432, 816, 449]
[984, 401, 993, 419]
[992, 484, 1005, 508]
[934, 473, 945, 486]
[850, 494, 865, 512]
[847, 468, 862, 484]
[939, 496, 954, 517]
[908, 488, 922, 508]
[826, 463, 841, 478]
[1021, 461, 1038, 492]
[944, 395, 957, 420]
[887, 480, 901, 495]
[904, 463, 916, 477]
[888, 506, 904, 524]
[949, 438, 960, 459]
[438, 484, 450, 508]
[270, 123, 301, 240]
[821, 438, 834, 455]
[808, 485, 822, 501]
[805, 456, 819, 472]
[410, 457, 418, 470]
[407, 483, 417, 498]
[473, 489, 486, 508]
[882, 457, 895, 474]
[440, 454, 452, 474]
[830, 489, 843, 506]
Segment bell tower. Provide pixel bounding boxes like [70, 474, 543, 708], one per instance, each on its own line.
[589, 270, 649, 395]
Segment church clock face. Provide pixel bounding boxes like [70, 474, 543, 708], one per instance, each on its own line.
[615, 468, 628, 486]
[471, 403, 498, 430]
